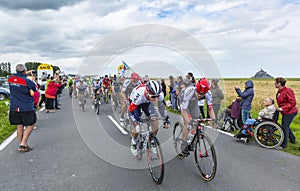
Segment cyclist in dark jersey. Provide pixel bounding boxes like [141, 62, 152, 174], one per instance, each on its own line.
[119, 72, 141, 126]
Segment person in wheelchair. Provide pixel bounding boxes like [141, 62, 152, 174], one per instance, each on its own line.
[235, 98, 276, 138]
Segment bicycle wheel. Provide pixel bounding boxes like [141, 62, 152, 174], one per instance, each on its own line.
[254, 121, 284, 149]
[173, 122, 185, 159]
[194, 133, 217, 181]
[147, 135, 164, 184]
[96, 102, 100, 115]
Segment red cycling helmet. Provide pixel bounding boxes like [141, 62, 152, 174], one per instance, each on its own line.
[131, 72, 139, 80]
[196, 78, 210, 94]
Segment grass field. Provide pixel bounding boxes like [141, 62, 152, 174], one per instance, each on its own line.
[165, 78, 300, 156]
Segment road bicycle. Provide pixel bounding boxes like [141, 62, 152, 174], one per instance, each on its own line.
[112, 91, 121, 113]
[173, 118, 217, 181]
[94, 93, 101, 115]
[68, 86, 73, 97]
[134, 117, 165, 184]
[103, 87, 112, 104]
[79, 92, 87, 112]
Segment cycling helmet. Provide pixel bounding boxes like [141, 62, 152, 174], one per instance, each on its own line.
[196, 78, 210, 94]
[131, 72, 139, 80]
[146, 80, 161, 98]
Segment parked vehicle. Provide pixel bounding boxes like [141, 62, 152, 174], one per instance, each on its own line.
[0, 87, 10, 100]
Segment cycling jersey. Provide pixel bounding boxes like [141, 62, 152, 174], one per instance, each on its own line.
[180, 86, 212, 119]
[76, 82, 88, 93]
[122, 79, 141, 96]
[102, 77, 110, 88]
[128, 84, 164, 121]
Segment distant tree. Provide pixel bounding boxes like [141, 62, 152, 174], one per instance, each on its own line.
[25, 62, 60, 75]
[25, 62, 41, 71]
[0, 62, 12, 77]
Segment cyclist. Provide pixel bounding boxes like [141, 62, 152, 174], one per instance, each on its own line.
[102, 75, 111, 103]
[129, 80, 170, 156]
[91, 78, 102, 109]
[102, 75, 110, 93]
[119, 72, 141, 126]
[76, 78, 88, 105]
[67, 77, 74, 97]
[111, 76, 124, 108]
[179, 78, 216, 155]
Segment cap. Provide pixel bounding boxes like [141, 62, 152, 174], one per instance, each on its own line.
[16, 64, 26, 73]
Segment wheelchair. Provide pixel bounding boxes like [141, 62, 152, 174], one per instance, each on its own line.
[218, 108, 243, 132]
[235, 111, 284, 149]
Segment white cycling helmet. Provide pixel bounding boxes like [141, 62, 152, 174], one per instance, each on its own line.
[146, 80, 161, 98]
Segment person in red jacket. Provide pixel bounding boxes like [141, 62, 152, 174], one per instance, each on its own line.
[45, 77, 62, 113]
[275, 77, 298, 149]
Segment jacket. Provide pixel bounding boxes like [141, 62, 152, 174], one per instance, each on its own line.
[258, 104, 276, 119]
[45, 81, 62, 99]
[235, 80, 254, 110]
[276, 86, 298, 115]
[211, 85, 224, 105]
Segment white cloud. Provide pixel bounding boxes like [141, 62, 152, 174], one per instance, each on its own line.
[1, 0, 300, 78]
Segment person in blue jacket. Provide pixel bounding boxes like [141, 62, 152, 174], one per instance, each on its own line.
[234, 80, 254, 123]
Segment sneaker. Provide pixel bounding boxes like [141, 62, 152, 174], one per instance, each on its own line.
[150, 140, 157, 154]
[234, 133, 247, 139]
[92, 105, 94, 110]
[276, 146, 285, 150]
[79, 101, 82, 105]
[130, 143, 137, 156]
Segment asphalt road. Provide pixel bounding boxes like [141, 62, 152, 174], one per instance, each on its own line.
[0, 91, 299, 191]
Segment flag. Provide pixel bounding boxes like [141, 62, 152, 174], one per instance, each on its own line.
[122, 60, 130, 70]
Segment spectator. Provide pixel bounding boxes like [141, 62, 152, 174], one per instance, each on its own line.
[38, 78, 47, 108]
[8, 64, 37, 152]
[55, 76, 64, 109]
[275, 77, 298, 149]
[235, 80, 254, 123]
[186, 72, 196, 84]
[161, 79, 167, 97]
[235, 98, 276, 138]
[169, 75, 176, 109]
[45, 76, 62, 113]
[210, 79, 224, 119]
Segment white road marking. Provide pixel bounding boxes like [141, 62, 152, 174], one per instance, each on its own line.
[108, 115, 128, 135]
[0, 131, 17, 151]
[205, 125, 235, 137]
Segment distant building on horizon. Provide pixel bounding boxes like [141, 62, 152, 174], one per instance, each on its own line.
[251, 68, 274, 78]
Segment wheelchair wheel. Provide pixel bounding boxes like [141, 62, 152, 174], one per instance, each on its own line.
[254, 121, 283, 149]
[234, 118, 243, 130]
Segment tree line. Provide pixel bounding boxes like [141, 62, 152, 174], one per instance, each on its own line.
[0, 62, 11, 77]
[0, 62, 60, 77]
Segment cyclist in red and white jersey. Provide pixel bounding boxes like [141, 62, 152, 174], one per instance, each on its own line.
[180, 78, 216, 155]
[128, 80, 170, 156]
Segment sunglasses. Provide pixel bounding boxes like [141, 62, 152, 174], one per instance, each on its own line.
[147, 92, 159, 98]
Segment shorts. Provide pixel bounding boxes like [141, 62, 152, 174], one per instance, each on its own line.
[9, 110, 37, 126]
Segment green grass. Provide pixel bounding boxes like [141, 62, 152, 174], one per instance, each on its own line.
[0, 100, 16, 144]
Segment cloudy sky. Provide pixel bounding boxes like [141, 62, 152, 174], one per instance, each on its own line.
[0, 0, 299, 78]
